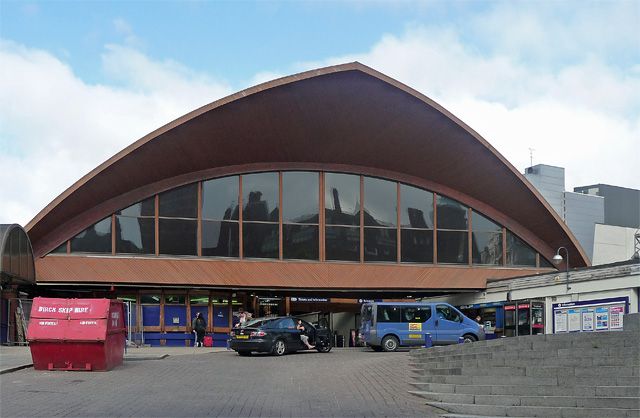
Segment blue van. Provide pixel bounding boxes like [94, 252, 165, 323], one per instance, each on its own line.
[360, 302, 484, 351]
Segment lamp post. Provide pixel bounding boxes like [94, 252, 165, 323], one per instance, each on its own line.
[552, 247, 571, 291]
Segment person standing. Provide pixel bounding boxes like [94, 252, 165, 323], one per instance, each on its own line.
[192, 312, 206, 347]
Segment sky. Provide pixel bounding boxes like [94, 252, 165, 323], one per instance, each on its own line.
[1, 1, 639, 226]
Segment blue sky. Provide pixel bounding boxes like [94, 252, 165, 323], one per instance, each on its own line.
[1, 1, 639, 225]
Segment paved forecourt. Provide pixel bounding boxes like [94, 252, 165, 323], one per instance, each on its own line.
[0, 348, 442, 417]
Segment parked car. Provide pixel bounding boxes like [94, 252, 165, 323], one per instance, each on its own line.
[230, 316, 333, 356]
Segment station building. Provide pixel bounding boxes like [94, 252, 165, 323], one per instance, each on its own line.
[16, 62, 592, 346]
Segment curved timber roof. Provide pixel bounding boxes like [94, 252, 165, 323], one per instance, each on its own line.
[26, 62, 588, 275]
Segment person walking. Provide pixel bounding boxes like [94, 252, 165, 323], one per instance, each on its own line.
[192, 312, 206, 347]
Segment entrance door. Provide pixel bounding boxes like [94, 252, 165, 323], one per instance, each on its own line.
[504, 304, 517, 337]
[517, 303, 531, 336]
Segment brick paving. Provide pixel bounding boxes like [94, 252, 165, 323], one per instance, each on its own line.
[0, 348, 442, 417]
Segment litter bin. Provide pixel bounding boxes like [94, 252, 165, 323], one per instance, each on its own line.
[27, 297, 126, 371]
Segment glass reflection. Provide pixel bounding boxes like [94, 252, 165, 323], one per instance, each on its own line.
[506, 232, 536, 266]
[472, 211, 501, 232]
[401, 185, 434, 228]
[243, 222, 279, 259]
[159, 184, 198, 218]
[115, 216, 155, 254]
[401, 229, 433, 263]
[325, 173, 360, 226]
[282, 172, 319, 224]
[437, 230, 469, 264]
[471, 231, 502, 265]
[325, 226, 360, 261]
[51, 243, 67, 253]
[71, 217, 112, 253]
[363, 177, 397, 227]
[364, 228, 397, 262]
[117, 197, 155, 217]
[539, 256, 553, 268]
[202, 176, 239, 221]
[437, 196, 468, 230]
[158, 218, 197, 255]
[283, 224, 319, 260]
[243, 173, 279, 222]
[202, 220, 238, 257]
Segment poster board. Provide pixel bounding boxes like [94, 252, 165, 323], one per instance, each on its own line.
[595, 307, 609, 331]
[554, 310, 568, 333]
[581, 309, 594, 332]
[567, 309, 581, 332]
[609, 306, 624, 329]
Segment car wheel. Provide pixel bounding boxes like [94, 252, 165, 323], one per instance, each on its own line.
[272, 339, 287, 356]
[463, 334, 477, 343]
[237, 350, 252, 356]
[381, 335, 399, 352]
[371, 345, 383, 352]
[316, 341, 332, 353]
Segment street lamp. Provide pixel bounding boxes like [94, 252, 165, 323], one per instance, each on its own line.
[552, 247, 571, 291]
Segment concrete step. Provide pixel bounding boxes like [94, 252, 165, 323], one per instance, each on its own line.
[414, 374, 559, 386]
[408, 382, 640, 397]
[411, 355, 636, 368]
[411, 391, 640, 409]
[424, 401, 639, 417]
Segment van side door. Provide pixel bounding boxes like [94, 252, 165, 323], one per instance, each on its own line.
[400, 306, 432, 346]
[435, 304, 464, 344]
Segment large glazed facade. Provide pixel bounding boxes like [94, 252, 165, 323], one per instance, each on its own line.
[27, 62, 588, 294]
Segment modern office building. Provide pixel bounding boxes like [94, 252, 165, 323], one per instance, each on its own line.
[21, 63, 588, 346]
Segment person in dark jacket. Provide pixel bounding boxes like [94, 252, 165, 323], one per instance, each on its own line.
[192, 312, 206, 347]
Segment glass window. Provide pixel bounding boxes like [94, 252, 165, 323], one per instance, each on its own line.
[277, 318, 296, 329]
[243, 172, 279, 222]
[376, 305, 401, 323]
[436, 305, 462, 322]
[400, 185, 434, 229]
[115, 217, 155, 254]
[116, 197, 155, 217]
[159, 184, 197, 218]
[202, 176, 239, 221]
[282, 172, 319, 224]
[140, 294, 160, 304]
[363, 177, 397, 227]
[325, 226, 360, 262]
[51, 242, 67, 254]
[437, 230, 469, 264]
[401, 229, 433, 263]
[472, 211, 502, 232]
[401, 307, 431, 323]
[506, 231, 536, 266]
[325, 173, 360, 226]
[283, 224, 319, 260]
[165, 295, 186, 304]
[437, 196, 468, 230]
[243, 222, 279, 259]
[158, 218, 197, 255]
[364, 228, 397, 262]
[472, 232, 502, 265]
[539, 256, 553, 268]
[190, 295, 209, 305]
[202, 220, 238, 257]
[71, 217, 112, 253]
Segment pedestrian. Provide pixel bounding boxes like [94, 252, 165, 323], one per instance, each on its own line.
[192, 312, 206, 347]
[475, 315, 482, 324]
[296, 319, 315, 349]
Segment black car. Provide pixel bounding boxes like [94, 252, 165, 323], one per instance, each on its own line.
[230, 316, 332, 356]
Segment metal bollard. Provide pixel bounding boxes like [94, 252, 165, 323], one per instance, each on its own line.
[458, 336, 464, 344]
[423, 333, 433, 348]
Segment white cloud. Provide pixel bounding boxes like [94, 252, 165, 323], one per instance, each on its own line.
[0, 40, 232, 225]
[296, 6, 640, 192]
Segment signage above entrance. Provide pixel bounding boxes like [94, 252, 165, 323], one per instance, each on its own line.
[290, 297, 329, 303]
